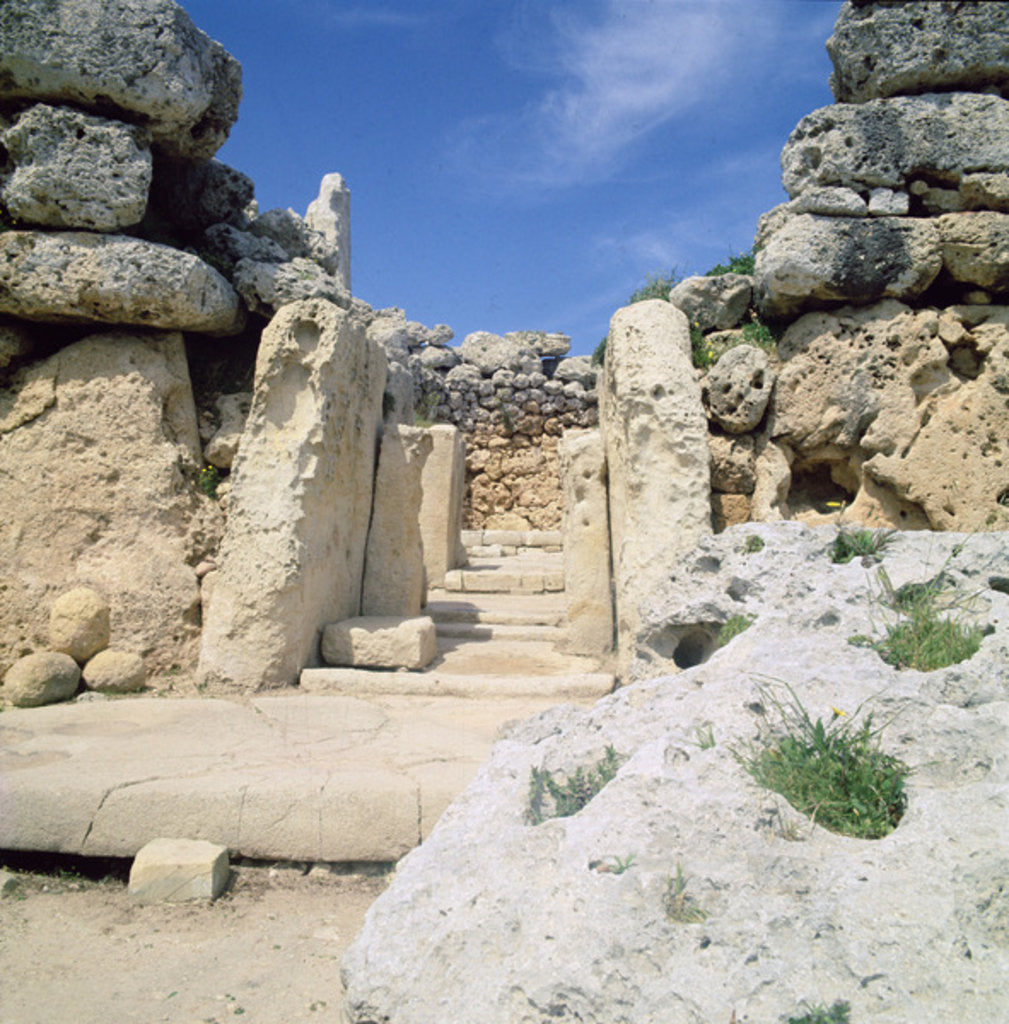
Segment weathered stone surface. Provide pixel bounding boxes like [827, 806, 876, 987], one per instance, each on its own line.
[1, 104, 151, 231]
[557, 430, 612, 657]
[198, 299, 385, 692]
[0, 0, 242, 161]
[781, 94, 1009, 198]
[708, 432, 756, 494]
[3, 651, 80, 707]
[827, 0, 1009, 102]
[0, 232, 245, 335]
[248, 207, 339, 277]
[961, 172, 1009, 214]
[506, 331, 571, 358]
[82, 649, 146, 693]
[867, 187, 909, 216]
[704, 344, 775, 434]
[418, 425, 466, 589]
[600, 300, 711, 679]
[668, 274, 752, 332]
[459, 332, 538, 375]
[0, 331, 218, 681]
[553, 356, 596, 386]
[129, 838, 229, 903]
[0, 323, 34, 372]
[320, 616, 437, 670]
[750, 436, 792, 522]
[938, 212, 1009, 292]
[383, 360, 415, 427]
[304, 172, 351, 292]
[151, 158, 254, 234]
[791, 185, 868, 217]
[342, 526, 1009, 1024]
[362, 426, 433, 618]
[202, 392, 251, 470]
[198, 223, 287, 275]
[754, 215, 941, 318]
[232, 257, 349, 318]
[49, 587, 110, 663]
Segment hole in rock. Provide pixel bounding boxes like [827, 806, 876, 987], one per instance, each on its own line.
[646, 623, 718, 669]
[672, 628, 715, 669]
[788, 463, 852, 517]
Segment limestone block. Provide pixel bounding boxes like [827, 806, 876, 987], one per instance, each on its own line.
[82, 649, 146, 693]
[961, 173, 1009, 214]
[791, 186, 867, 218]
[418, 425, 466, 588]
[599, 299, 711, 679]
[711, 492, 751, 532]
[459, 332, 538, 375]
[868, 188, 909, 217]
[558, 430, 612, 657]
[305, 172, 351, 292]
[362, 426, 433, 617]
[129, 838, 229, 903]
[0, 231, 245, 335]
[49, 587, 110, 663]
[203, 392, 251, 470]
[0, 0, 241, 161]
[198, 299, 386, 691]
[420, 346, 460, 370]
[368, 309, 412, 361]
[827, 0, 1009, 102]
[1, 104, 151, 231]
[704, 345, 775, 435]
[151, 158, 254, 234]
[423, 324, 455, 348]
[383, 360, 415, 427]
[554, 356, 597, 386]
[506, 331, 571, 358]
[938, 212, 1009, 293]
[3, 651, 80, 707]
[320, 616, 437, 670]
[708, 433, 756, 494]
[750, 437, 792, 522]
[248, 207, 338, 276]
[668, 274, 752, 332]
[199, 223, 288, 275]
[0, 331, 215, 681]
[754, 215, 941, 319]
[232, 257, 349, 318]
[781, 94, 1009, 198]
[0, 323, 34, 372]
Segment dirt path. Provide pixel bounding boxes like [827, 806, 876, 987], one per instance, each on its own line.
[0, 859, 388, 1024]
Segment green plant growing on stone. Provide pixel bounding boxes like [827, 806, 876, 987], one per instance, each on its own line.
[414, 390, 439, 427]
[528, 745, 622, 825]
[740, 318, 776, 349]
[716, 614, 754, 648]
[694, 724, 716, 750]
[736, 681, 908, 839]
[592, 336, 608, 367]
[198, 464, 221, 499]
[705, 250, 755, 277]
[590, 853, 636, 875]
[664, 863, 707, 923]
[743, 534, 765, 554]
[830, 527, 894, 565]
[628, 267, 681, 304]
[787, 1001, 851, 1024]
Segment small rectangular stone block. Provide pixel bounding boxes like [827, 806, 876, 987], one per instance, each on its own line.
[460, 530, 484, 548]
[321, 615, 437, 669]
[129, 837, 229, 903]
[482, 530, 524, 547]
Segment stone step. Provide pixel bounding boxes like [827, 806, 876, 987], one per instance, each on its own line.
[434, 621, 565, 642]
[426, 593, 566, 628]
[442, 568, 564, 594]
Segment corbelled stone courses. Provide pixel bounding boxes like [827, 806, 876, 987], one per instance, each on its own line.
[827, 0, 1009, 103]
[362, 426, 433, 617]
[198, 299, 386, 692]
[781, 93, 1009, 199]
[0, 0, 241, 161]
[600, 299, 711, 680]
[0, 104, 152, 231]
[0, 231, 246, 335]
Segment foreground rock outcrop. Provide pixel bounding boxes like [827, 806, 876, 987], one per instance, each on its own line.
[343, 524, 1009, 1023]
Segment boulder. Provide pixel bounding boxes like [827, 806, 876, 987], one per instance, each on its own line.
[367, 308, 412, 361]
[0, 231, 245, 335]
[150, 158, 254, 234]
[703, 345, 775, 434]
[668, 274, 752, 332]
[557, 430, 613, 657]
[423, 324, 455, 348]
[827, 0, 1009, 102]
[553, 356, 596, 386]
[198, 299, 386, 692]
[82, 649, 146, 693]
[781, 94, 1009, 198]
[419, 345, 459, 370]
[3, 651, 80, 707]
[459, 332, 538, 375]
[0, 104, 151, 231]
[361, 425, 433, 617]
[49, 587, 110, 663]
[599, 300, 711, 680]
[341, 526, 1009, 1024]
[937, 212, 1009, 293]
[304, 172, 351, 292]
[232, 257, 349, 318]
[0, 331, 219, 681]
[383, 360, 416, 427]
[418, 425, 467, 589]
[754, 215, 941, 318]
[320, 616, 437, 670]
[0, 0, 241, 161]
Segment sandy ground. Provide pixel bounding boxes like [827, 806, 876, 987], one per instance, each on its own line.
[0, 858, 389, 1024]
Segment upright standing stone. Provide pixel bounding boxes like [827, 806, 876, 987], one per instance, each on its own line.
[305, 172, 352, 293]
[600, 300, 711, 680]
[197, 299, 386, 691]
[361, 426, 433, 617]
[418, 425, 466, 589]
[558, 430, 612, 657]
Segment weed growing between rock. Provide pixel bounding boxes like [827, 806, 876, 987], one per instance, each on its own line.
[830, 527, 893, 564]
[716, 614, 754, 648]
[527, 746, 622, 825]
[787, 1001, 851, 1024]
[198, 464, 221, 499]
[742, 534, 765, 554]
[663, 863, 707, 923]
[736, 682, 907, 839]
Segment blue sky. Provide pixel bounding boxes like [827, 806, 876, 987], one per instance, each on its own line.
[181, 0, 842, 356]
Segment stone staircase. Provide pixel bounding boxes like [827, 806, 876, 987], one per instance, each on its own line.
[301, 530, 614, 700]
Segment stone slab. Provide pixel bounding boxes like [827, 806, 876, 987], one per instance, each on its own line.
[128, 837, 229, 903]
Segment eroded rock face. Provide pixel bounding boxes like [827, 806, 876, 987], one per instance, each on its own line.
[198, 299, 386, 692]
[0, 232, 245, 335]
[827, 0, 1009, 102]
[0, 104, 152, 231]
[704, 344, 775, 434]
[342, 525, 1009, 1024]
[0, 0, 241, 161]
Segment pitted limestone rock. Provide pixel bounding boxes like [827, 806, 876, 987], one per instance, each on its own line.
[703, 344, 775, 434]
[669, 274, 752, 332]
[150, 158, 254, 235]
[937, 212, 1009, 293]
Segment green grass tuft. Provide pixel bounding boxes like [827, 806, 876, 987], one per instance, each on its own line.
[528, 746, 622, 825]
[830, 527, 893, 564]
[787, 1001, 851, 1024]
